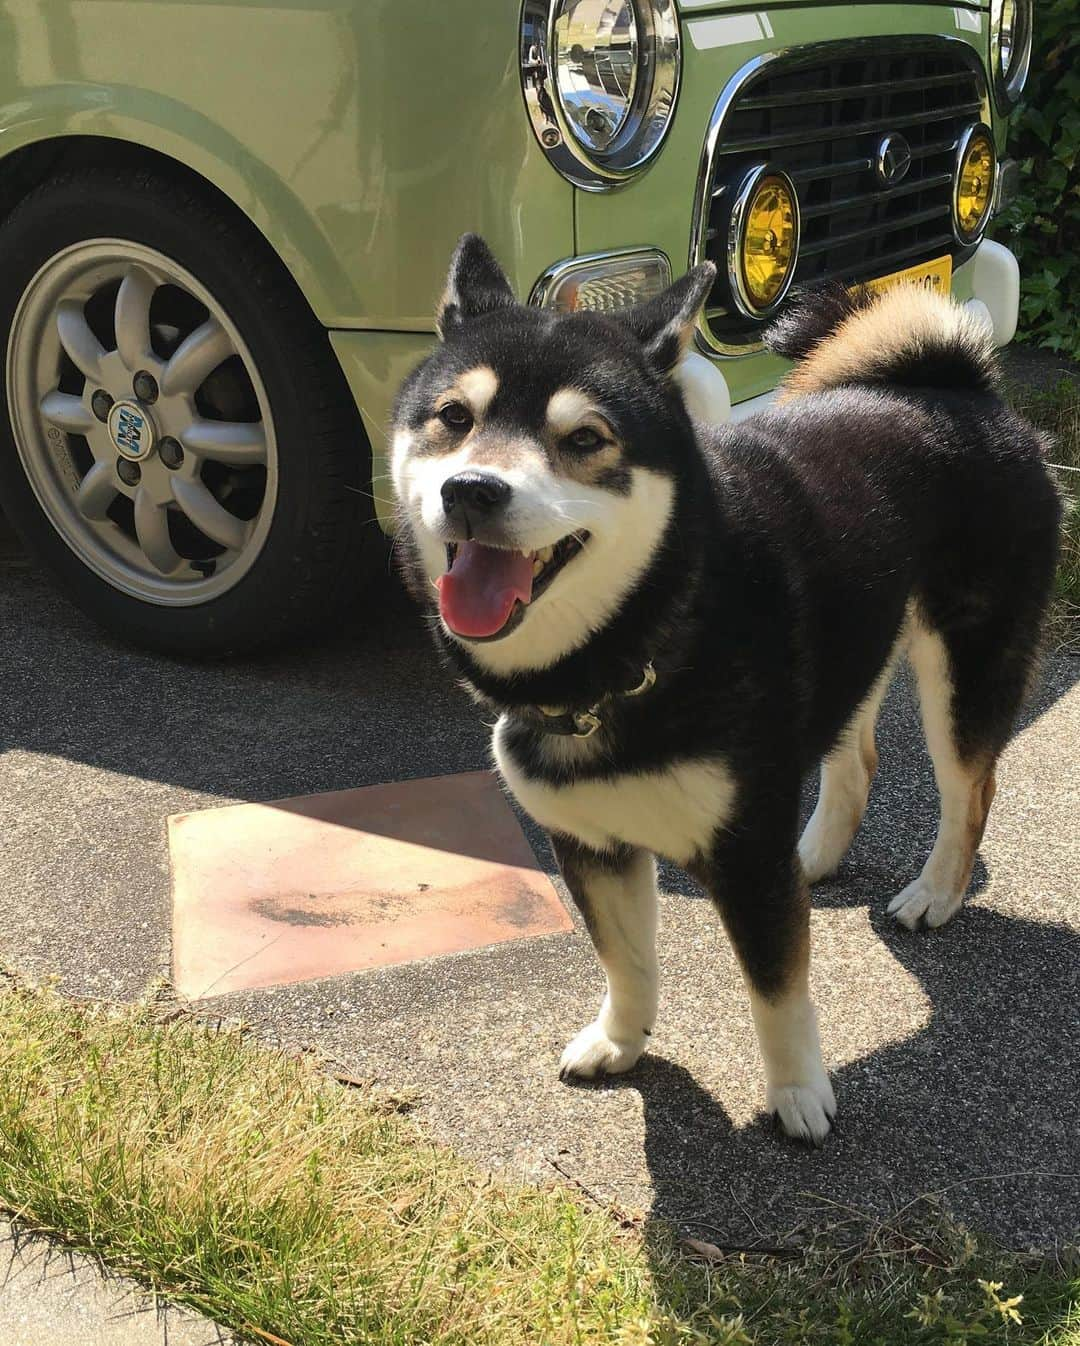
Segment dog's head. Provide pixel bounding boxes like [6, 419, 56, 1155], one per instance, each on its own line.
[391, 235, 715, 675]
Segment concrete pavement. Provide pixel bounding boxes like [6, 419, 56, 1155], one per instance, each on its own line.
[1, 529, 1078, 1273]
[0, 1222, 232, 1345]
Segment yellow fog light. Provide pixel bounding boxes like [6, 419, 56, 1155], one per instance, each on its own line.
[954, 125, 996, 243]
[727, 166, 800, 319]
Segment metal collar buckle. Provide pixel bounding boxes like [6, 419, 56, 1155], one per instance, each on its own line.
[535, 661, 656, 739]
[570, 709, 603, 739]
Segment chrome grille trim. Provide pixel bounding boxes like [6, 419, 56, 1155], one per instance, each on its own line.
[800, 172, 954, 219]
[721, 102, 981, 155]
[690, 37, 992, 357]
[788, 157, 874, 184]
[798, 202, 952, 257]
[737, 70, 978, 111]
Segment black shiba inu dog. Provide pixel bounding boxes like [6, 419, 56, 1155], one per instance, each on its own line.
[390, 235, 1060, 1143]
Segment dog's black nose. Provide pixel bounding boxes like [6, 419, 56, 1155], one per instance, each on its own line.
[441, 472, 511, 520]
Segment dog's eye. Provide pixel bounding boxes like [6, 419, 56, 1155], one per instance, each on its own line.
[438, 401, 473, 431]
[566, 426, 603, 451]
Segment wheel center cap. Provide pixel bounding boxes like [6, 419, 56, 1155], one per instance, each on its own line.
[107, 400, 155, 462]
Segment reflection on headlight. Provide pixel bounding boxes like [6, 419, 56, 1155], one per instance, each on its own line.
[554, 1, 638, 154]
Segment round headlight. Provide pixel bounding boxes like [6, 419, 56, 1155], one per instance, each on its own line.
[991, 0, 1032, 109]
[520, 0, 680, 189]
[953, 125, 997, 244]
[554, 1, 638, 155]
[727, 167, 800, 318]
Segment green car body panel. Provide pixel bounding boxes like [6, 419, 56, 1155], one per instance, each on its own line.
[0, 0, 1001, 532]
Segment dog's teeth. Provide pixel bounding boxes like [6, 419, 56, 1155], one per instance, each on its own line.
[538, 545, 554, 564]
[520, 549, 531, 559]
[532, 558, 543, 577]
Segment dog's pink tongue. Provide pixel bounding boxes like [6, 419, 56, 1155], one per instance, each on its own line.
[437, 541, 534, 638]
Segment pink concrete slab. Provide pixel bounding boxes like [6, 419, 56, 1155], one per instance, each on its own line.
[170, 771, 571, 1000]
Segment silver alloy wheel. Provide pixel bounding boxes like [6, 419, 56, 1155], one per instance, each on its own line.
[6, 240, 278, 605]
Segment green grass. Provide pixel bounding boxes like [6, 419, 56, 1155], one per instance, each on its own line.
[0, 982, 1076, 1345]
[1005, 375, 1080, 655]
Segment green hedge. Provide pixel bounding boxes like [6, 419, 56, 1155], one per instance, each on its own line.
[1001, 0, 1080, 358]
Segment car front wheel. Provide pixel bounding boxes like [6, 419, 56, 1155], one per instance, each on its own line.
[0, 165, 371, 654]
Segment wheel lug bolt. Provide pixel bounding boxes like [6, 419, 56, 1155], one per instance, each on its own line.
[133, 370, 158, 403]
[117, 459, 141, 487]
[91, 390, 114, 422]
[158, 436, 184, 470]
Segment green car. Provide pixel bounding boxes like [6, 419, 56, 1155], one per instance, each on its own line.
[0, 0, 1030, 653]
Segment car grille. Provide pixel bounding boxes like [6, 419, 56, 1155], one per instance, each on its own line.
[694, 39, 989, 352]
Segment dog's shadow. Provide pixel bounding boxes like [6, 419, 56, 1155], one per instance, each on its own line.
[589, 664, 1080, 1259]
[601, 902, 1079, 1264]
[576, 659, 1077, 1259]
[592, 659, 1079, 1249]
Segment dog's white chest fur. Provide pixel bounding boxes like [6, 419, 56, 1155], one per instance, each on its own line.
[494, 720, 735, 863]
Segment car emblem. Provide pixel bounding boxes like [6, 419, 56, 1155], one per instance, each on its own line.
[107, 400, 155, 462]
[875, 132, 912, 187]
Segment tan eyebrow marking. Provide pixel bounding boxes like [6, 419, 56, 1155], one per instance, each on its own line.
[441, 365, 498, 418]
[545, 387, 599, 437]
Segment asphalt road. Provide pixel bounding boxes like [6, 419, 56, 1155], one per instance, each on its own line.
[1, 525, 1077, 1255]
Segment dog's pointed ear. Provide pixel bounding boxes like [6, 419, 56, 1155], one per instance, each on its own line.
[437, 234, 517, 338]
[617, 262, 717, 372]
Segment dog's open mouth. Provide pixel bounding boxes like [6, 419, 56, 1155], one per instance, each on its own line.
[436, 533, 588, 640]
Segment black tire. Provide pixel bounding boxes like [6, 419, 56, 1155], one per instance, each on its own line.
[0, 163, 374, 655]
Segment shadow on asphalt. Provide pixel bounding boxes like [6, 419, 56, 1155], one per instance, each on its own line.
[556, 657, 1080, 1257]
[557, 896, 1080, 1298]
[0, 549, 495, 804]
[618, 905, 1079, 1250]
[1, 532, 1077, 809]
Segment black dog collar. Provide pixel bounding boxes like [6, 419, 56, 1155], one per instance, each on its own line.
[513, 661, 657, 739]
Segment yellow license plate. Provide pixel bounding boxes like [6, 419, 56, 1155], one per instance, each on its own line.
[862, 254, 952, 296]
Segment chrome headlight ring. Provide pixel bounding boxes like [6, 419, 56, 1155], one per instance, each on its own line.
[520, 0, 681, 190]
[990, 0, 1033, 112]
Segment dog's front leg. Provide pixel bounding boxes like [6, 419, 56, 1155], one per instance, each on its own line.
[697, 815, 836, 1144]
[551, 833, 658, 1080]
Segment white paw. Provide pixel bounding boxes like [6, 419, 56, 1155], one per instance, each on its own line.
[766, 1072, 837, 1145]
[887, 875, 963, 930]
[798, 826, 842, 885]
[559, 1020, 647, 1080]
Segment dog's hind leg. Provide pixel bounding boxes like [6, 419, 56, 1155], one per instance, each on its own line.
[887, 617, 1008, 930]
[699, 797, 835, 1144]
[552, 835, 659, 1079]
[889, 450, 1059, 930]
[799, 656, 897, 883]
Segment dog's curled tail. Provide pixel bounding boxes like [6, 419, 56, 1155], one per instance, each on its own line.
[764, 281, 998, 401]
